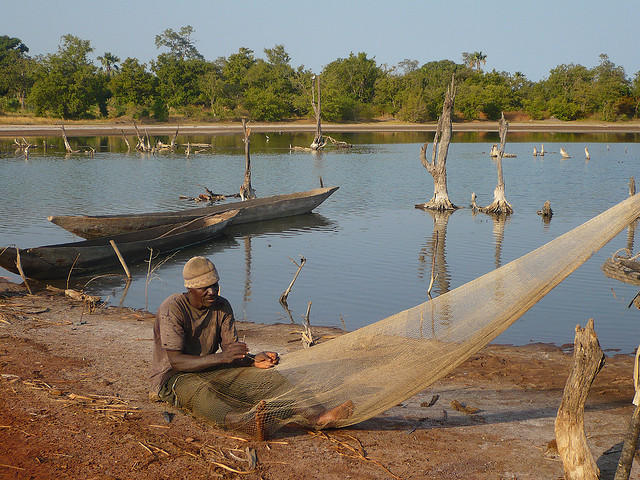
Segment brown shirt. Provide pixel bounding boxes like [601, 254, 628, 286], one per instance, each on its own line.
[150, 292, 238, 395]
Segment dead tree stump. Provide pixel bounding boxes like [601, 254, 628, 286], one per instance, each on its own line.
[555, 318, 605, 480]
[310, 75, 325, 150]
[537, 201, 553, 218]
[479, 113, 513, 215]
[415, 76, 459, 212]
[240, 119, 256, 200]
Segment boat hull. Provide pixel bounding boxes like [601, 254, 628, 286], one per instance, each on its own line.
[0, 211, 237, 280]
[48, 187, 339, 239]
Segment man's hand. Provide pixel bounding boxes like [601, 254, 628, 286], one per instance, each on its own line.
[221, 342, 250, 363]
[253, 351, 279, 369]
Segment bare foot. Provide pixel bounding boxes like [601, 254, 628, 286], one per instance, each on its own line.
[316, 400, 355, 428]
[255, 400, 267, 441]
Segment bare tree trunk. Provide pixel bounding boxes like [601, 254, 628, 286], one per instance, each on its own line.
[480, 113, 513, 215]
[120, 129, 131, 152]
[170, 125, 179, 149]
[132, 121, 148, 152]
[60, 125, 78, 154]
[415, 76, 459, 211]
[555, 319, 604, 480]
[310, 75, 325, 150]
[240, 119, 256, 200]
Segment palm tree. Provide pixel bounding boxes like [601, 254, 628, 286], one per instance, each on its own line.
[471, 51, 486, 72]
[97, 52, 120, 75]
[461, 51, 487, 72]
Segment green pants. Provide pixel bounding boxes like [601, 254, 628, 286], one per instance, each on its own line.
[158, 366, 302, 431]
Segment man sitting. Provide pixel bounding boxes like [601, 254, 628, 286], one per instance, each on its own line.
[150, 256, 353, 439]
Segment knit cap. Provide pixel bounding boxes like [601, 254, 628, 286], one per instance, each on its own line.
[183, 256, 219, 289]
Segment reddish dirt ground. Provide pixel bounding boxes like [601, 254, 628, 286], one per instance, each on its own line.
[1, 277, 639, 480]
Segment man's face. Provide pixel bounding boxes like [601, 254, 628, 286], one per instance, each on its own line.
[189, 282, 219, 309]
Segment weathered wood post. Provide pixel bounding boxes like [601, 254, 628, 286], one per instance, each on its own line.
[555, 319, 604, 480]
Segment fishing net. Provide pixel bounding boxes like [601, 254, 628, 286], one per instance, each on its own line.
[173, 194, 640, 437]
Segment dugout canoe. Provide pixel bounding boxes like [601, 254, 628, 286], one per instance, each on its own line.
[48, 186, 339, 239]
[0, 210, 238, 280]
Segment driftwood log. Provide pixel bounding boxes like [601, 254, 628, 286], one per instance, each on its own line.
[555, 318, 604, 480]
[415, 76, 459, 212]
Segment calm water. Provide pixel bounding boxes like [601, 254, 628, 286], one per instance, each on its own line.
[2, 131, 640, 353]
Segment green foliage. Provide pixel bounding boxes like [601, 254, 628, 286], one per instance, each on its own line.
[109, 58, 159, 118]
[548, 97, 581, 121]
[7, 34, 640, 123]
[28, 35, 109, 119]
[151, 96, 169, 121]
[0, 35, 34, 109]
[155, 26, 203, 60]
[393, 60, 464, 122]
[321, 52, 382, 121]
[151, 54, 209, 110]
[0, 96, 20, 112]
[244, 87, 289, 121]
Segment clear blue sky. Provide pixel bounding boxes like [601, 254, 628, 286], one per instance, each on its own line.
[5, 0, 640, 82]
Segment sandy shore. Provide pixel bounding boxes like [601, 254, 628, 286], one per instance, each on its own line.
[1, 120, 640, 137]
[1, 278, 638, 479]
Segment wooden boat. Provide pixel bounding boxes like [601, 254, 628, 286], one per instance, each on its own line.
[48, 187, 339, 239]
[0, 210, 238, 280]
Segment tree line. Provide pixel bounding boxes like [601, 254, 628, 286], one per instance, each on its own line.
[1, 28, 638, 123]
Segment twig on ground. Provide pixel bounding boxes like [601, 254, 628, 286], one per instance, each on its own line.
[309, 431, 402, 480]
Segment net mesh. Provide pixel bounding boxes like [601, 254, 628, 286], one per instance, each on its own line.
[175, 194, 640, 436]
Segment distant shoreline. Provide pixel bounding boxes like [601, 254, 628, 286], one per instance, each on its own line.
[1, 120, 640, 137]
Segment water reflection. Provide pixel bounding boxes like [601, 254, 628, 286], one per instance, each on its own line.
[491, 215, 508, 269]
[418, 210, 452, 297]
[627, 220, 637, 252]
[2, 132, 640, 351]
[243, 236, 252, 307]
[226, 213, 333, 237]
